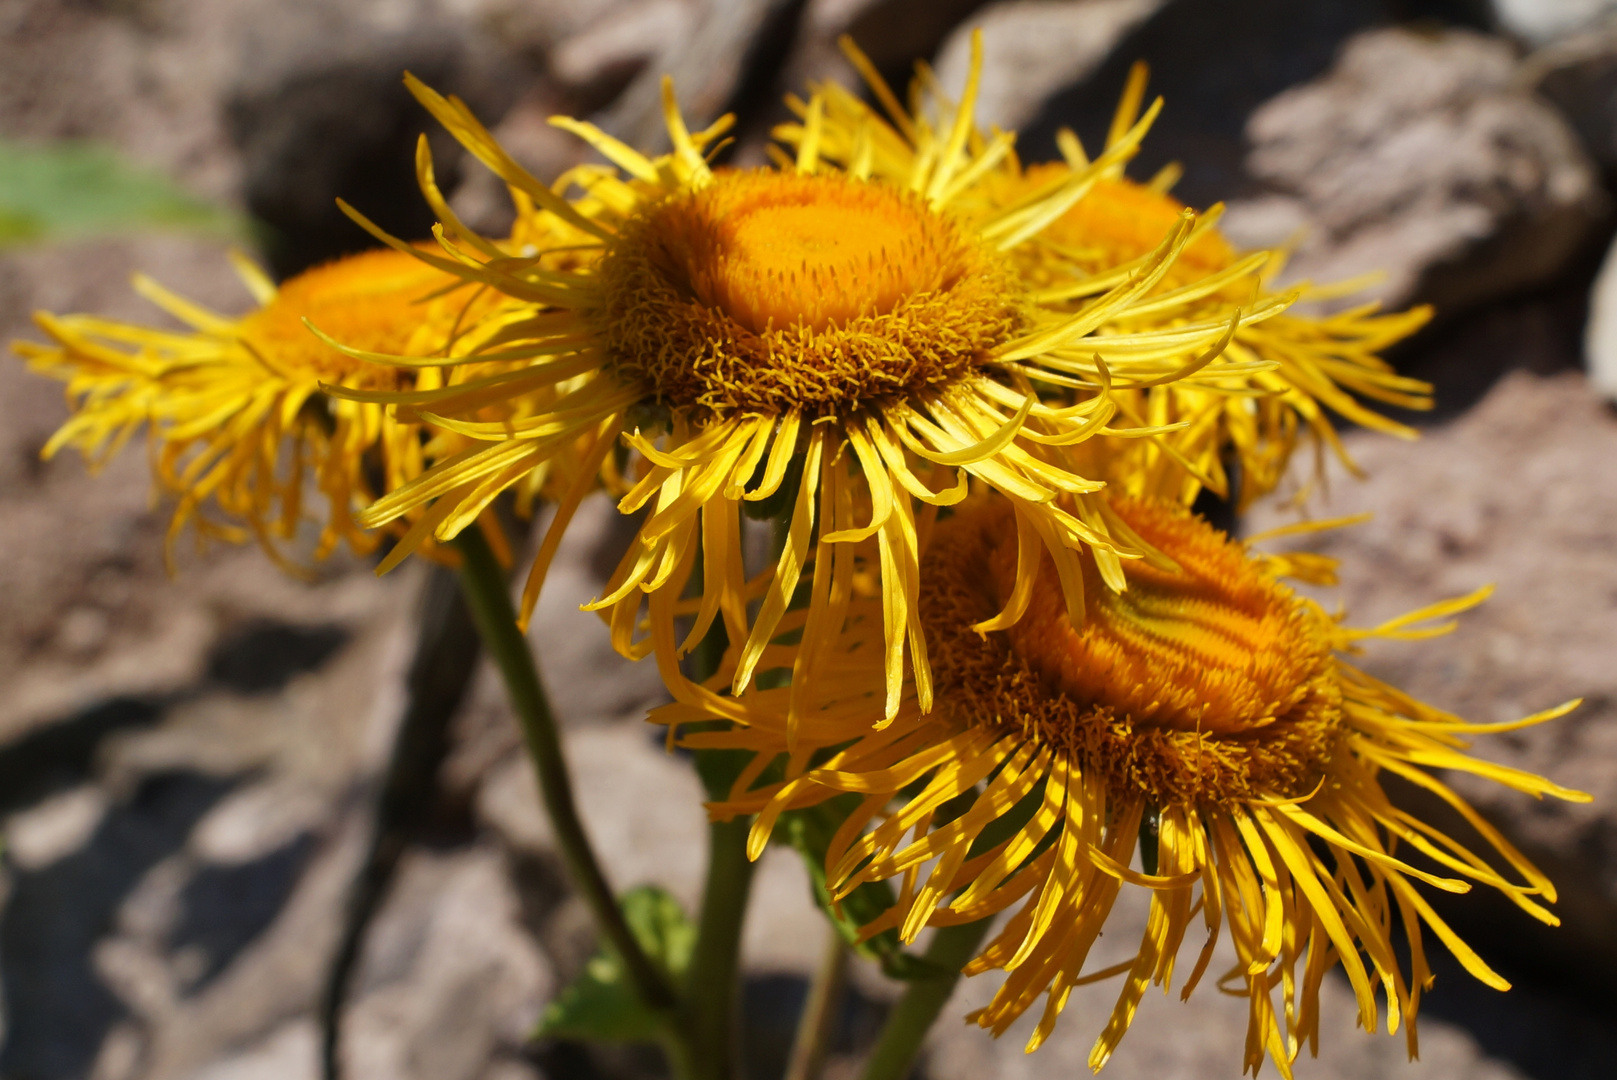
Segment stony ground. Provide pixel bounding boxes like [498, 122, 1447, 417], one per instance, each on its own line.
[3, 1, 1617, 1078]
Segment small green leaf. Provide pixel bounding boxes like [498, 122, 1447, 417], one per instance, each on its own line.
[533, 886, 693, 1044]
[0, 139, 237, 248]
[778, 798, 954, 981]
[0, 207, 43, 243]
[620, 884, 697, 976]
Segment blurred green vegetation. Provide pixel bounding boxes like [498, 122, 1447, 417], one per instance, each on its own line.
[0, 138, 239, 247]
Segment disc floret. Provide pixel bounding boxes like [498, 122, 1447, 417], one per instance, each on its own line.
[596, 170, 1022, 417]
[934, 497, 1343, 806]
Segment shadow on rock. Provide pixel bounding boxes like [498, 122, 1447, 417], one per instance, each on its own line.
[173, 831, 319, 992]
[1391, 911, 1617, 1080]
[205, 619, 351, 697]
[0, 771, 236, 1080]
[1021, 0, 1416, 209]
[228, 27, 524, 280]
[0, 698, 163, 817]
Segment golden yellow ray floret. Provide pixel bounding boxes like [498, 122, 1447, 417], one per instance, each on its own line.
[14, 247, 528, 567]
[334, 33, 1295, 729]
[656, 497, 1586, 1078]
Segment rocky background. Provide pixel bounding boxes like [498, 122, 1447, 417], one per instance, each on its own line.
[3, 0, 1617, 1078]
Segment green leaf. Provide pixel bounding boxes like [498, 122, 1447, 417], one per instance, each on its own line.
[0, 139, 237, 248]
[778, 798, 955, 982]
[620, 884, 696, 975]
[533, 886, 694, 1044]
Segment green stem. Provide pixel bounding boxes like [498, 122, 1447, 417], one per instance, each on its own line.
[785, 929, 850, 1080]
[453, 530, 678, 1017]
[860, 920, 994, 1080]
[683, 815, 757, 1080]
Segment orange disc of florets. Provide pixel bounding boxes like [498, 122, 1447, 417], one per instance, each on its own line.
[922, 498, 1341, 805]
[594, 169, 1023, 418]
[664, 172, 970, 332]
[239, 248, 467, 386]
[1013, 167, 1236, 287]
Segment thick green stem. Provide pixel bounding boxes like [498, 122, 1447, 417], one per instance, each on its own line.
[859, 920, 994, 1080]
[682, 811, 757, 1079]
[785, 929, 850, 1080]
[453, 530, 678, 1017]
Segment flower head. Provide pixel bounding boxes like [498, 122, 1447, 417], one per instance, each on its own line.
[16, 246, 517, 568]
[662, 498, 1586, 1076]
[337, 34, 1286, 728]
[786, 55, 1435, 510]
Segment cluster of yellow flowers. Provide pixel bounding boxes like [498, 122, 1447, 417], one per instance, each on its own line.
[17, 35, 1585, 1077]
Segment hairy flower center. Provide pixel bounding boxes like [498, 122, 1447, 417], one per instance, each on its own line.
[996, 498, 1330, 737]
[1005, 169, 1236, 288]
[595, 169, 1023, 418]
[238, 248, 455, 386]
[670, 174, 966, 333]
[922, 499, 1341, 805]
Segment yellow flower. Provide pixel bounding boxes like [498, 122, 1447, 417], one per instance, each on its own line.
[658, 497, 1586, 1077]
[784, 53, 1435, 510]
[335, 34, 1288, 728]
[15, 246, 523, 569]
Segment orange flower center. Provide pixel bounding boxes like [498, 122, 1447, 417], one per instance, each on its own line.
[658, 172, 969, 333]
[1007, 169, 1237, 287]
[595, 169, 1022, 417]
[922, 498, 1341, 805]
[238, 248, 470, 385]
[996, 497, 1330, 737]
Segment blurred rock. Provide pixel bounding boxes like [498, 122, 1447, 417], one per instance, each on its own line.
[1495, 0, 1617, 45]
[771, 0, 881, 101]
[458, 0, 652, 56]
[188, 1019, 320, 1080]
[1522, 17, 1617, 174]
[1385, 247, 1596, 421]
[1584, 231, 1617, 401]
[226, 6, 529, 278]
[477, 723, 709, 909]
[0, 0, 247, 202]
[344, 846, 550, 1080]
[932, 0, 1167, 134]
[594, 0, 804, 152]
[550, 0, 696, 97]
[4, 784, 110, 871]
[1021, 0, 1398, 210]
[1228, 28, 1605, 315]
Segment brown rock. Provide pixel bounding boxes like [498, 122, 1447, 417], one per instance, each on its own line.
[343, 847, 551, 1080]
[592, 0, 802, 152]
[1225, 28, 1605, 315]
[932, 0, 1167, 134]
[1495, 0, 1617, 46]
[1521, 17, 1617, 172]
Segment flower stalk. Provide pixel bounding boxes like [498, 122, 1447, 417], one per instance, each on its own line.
[682, 817, 757, 1080]
[452, 529, 680, 1017]
[859, 919, 994, 1080]
[785, 930, 850, 1080]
